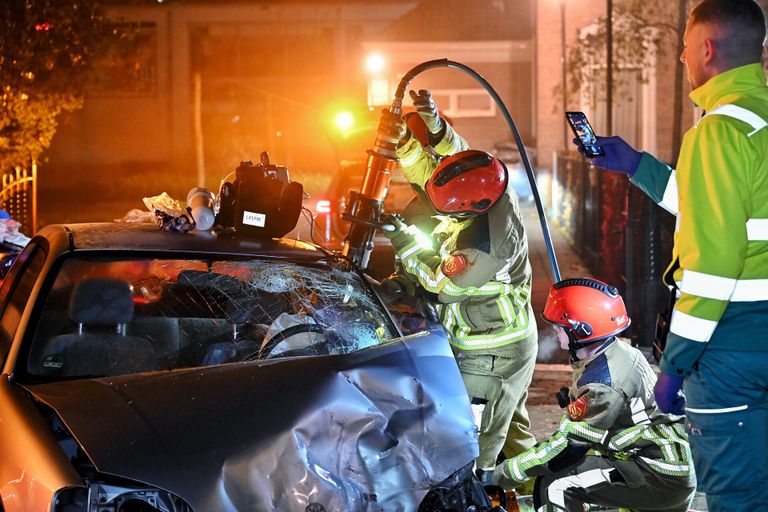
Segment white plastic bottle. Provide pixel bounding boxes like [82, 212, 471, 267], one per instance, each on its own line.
[186, 187, 216, 231]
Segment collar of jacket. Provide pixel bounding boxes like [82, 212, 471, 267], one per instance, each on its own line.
[689, 63, 767, 113]
[569, 336, 617, 367]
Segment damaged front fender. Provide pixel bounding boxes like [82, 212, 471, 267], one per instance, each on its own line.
[214, 331, 479, 511]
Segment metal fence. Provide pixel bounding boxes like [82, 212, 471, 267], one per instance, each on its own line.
[0, 163, 38, 236]
[551, 152, 673, 348]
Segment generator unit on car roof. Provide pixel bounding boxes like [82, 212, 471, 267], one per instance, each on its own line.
[215, 151, 304, 239]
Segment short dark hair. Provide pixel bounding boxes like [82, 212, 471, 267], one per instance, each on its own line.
[692, 0, 766, 65]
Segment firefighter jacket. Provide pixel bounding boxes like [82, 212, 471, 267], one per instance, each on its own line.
[629, 63, 768, 377]
[493, 339, 693, 487]
[395, 121, 469, 192]
[390, 125, 535, 353]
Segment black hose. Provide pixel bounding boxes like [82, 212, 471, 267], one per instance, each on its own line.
[393, 59, 561, 282]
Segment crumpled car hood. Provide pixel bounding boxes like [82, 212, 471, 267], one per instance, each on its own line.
[27, 332, 478, 511]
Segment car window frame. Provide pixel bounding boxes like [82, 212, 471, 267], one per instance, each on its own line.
[0, 240, 48, 367]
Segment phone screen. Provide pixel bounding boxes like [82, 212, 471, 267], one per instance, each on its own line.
[565, 112, 604, 157]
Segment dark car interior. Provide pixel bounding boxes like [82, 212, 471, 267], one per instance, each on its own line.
[24, 256, 396, 379]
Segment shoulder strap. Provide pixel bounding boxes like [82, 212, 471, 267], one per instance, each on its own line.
[705, 104, 768, 137]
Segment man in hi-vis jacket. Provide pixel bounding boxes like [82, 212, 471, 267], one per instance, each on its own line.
[581, 1, 768, 510]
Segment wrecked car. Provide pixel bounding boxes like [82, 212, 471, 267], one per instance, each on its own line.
[0, 222, 492, 512]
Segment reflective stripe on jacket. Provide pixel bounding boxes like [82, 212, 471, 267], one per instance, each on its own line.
[395, 190, 535, 351]
[393, 123, 534, 352]
[630, 63, 768, 375]
[495, 340, 693, 486]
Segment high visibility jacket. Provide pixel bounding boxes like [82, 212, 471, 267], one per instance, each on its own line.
[630, 63, 768, 376]
[395, 122, 469, 189]
[494, 339, 693, 486]
[390, 124, 536, 353]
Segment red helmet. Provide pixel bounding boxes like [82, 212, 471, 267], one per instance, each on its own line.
[542, 277, 630, 344]
[426, 150, 508, 215]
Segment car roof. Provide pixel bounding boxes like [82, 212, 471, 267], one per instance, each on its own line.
[38, 222, 328, 260]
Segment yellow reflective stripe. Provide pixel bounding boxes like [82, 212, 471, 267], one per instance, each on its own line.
[498, 293, 514, 325]
[404, 255, 506, 298]
[608, 425, 645, 450]
[399, 241, 421, 260]
[746, 218, 768, 240]
[448, 321, 532, 348]
[659, 170, 678, 214]
[680, 269, 736, 301]
[509, 457, 527, 483]
[511, 434, 568, 482]
[669, 310, 717, 342]
[659, 423, 687, 446]
[639, 457, 690, 476]
[442, 305, 456, 334]
[569, 423, 607, 444]
[449, 303, 471, 338]
[707, 104, 768, 137]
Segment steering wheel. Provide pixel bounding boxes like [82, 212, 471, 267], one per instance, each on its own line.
[260, 323, 327, 359]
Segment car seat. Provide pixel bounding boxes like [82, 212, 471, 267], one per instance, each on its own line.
[39, 278, 156, 377]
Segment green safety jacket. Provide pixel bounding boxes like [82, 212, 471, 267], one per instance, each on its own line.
[630, 63, 768, 377]
[390, 124, 536, 353]
[493, 339, 693, 487]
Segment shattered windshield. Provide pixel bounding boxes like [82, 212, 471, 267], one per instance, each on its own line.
[26, 256, 397, 378]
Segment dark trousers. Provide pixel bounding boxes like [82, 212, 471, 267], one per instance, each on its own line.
[684, 348, 768, 512]
[534, 455, 695, 512]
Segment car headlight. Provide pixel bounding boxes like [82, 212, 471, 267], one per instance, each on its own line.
[54, 481, 192, 512]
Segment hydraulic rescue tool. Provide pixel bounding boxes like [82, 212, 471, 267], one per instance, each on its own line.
[341, 59, 561, 282]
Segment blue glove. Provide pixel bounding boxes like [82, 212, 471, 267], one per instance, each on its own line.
[409, 89, 444, 134]
[654, 373, 686, 415]
[573, 135, 642, 177]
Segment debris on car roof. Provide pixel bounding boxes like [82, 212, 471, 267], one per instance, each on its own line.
[0, 209, 31, 248]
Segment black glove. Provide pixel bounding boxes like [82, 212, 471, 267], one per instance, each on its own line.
[381, 213, 416, 251]
[377, 109, 409, 147]
[379, 274, 417, 302]
[382, 213, 406, 238]
[409, 89, 444, 134]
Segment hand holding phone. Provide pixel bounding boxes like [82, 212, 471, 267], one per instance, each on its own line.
[565, 111, 605, 157]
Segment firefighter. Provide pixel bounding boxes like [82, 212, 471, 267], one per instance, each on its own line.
[378, 97, 538, 483]
[579, 1, 768, 510]
[490, 278, 696, 512]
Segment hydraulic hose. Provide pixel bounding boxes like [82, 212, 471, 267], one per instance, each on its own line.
[393, 59, 561, 282]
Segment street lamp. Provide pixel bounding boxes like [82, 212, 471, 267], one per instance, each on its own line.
[365, 52, 390, 107]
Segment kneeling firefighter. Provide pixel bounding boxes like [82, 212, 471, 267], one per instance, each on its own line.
[378, 93, 539, 482]
[489, 278, 696, 511]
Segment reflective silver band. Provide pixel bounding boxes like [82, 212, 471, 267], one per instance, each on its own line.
[669, 310, 717, 342]
[707, 104, 768, 137]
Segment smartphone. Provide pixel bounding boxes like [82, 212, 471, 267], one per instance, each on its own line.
[565, 111, 604, 157]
